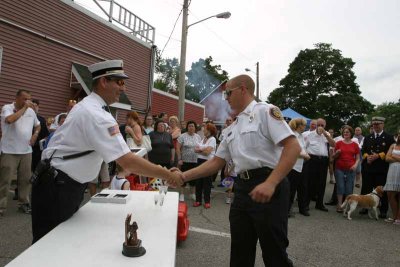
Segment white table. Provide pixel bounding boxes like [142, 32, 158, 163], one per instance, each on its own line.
[7, 190, 178, 267]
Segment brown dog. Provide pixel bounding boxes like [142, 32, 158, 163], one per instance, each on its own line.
[340, 186, 384, 220]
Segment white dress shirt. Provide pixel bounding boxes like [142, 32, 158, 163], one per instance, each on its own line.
[305, 131, 332, 156]
[42, 93, 130, 183]
[216, 101, 294, 173]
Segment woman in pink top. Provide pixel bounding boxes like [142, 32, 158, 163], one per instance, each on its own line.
[333, 125, 360, 212]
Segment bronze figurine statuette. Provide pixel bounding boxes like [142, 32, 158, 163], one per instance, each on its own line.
[122, 213, 146, 257]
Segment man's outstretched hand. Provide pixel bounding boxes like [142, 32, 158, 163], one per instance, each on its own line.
[165, 167, 184, 188]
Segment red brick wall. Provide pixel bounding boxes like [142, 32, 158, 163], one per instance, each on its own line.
[151, 89, 205, 125]
[0, 0, 153, 119]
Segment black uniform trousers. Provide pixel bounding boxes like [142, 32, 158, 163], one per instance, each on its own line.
[31, 169, 87, 243]
[361, 165, 388, 214]
[195, 158, 213, 203]
[287, 169, 302, 212]
[181, 162, 198, 187]
[229, 174, 292, 267]
[304, 155, 329, 208]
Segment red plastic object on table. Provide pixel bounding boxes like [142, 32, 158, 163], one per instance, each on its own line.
[177, 202, 189, 241]
[126, 174, 150, 191]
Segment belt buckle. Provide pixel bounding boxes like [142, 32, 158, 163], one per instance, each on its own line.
[240, 170, 250, 180]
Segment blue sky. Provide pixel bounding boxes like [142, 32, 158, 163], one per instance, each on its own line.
[75, 0, 400, 106]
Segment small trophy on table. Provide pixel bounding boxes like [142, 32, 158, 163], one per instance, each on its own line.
[122, 213, 146, 257]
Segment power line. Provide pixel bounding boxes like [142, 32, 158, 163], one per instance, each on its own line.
[188, 11, 253, 62]
[160, 9, 183, 56]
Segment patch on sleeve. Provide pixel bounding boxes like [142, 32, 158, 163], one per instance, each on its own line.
[269, 106, 284, 120]
[107, 124, 120, 136]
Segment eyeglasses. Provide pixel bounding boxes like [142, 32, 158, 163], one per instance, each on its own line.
[222, 86, 241, 100]
[106, 78, 125, 86]
[372, 122, 383, 125]
[317, 124, 325, 127]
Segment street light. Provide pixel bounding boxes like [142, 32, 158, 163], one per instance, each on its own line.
[245, 62, 259, 100]
[178, 0, 231, 122]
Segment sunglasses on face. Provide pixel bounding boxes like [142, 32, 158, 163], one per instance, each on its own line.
[317, 124, 325, 127]
[222, 86, 241, 100]
[106, 78, 125, 86]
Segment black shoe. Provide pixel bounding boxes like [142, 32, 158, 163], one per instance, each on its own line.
[13, 188, 18, 200]
[299, 210, 310, 216]
[316, 205, 328, 212]
[378, 213, 387, 219]
[359, 208, 368, 215]
[325, 200, 337, 206]
[18, 204, 31, 214]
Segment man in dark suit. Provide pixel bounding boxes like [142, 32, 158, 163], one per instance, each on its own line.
[31, 99, 49, 171]
[360, 116, 394, 218]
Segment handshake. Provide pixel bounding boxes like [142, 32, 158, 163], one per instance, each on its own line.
[164, 167, 186, 188]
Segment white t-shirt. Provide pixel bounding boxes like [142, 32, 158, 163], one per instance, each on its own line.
[110, 175, 129, 190]
[197, 136, 216, 161]
[42, 93, 130, 183]
[1, 103, 40, 154]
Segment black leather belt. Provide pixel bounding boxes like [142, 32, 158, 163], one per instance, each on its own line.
[55, 169, 85, 186]
[309, 154, 328, 160]
[237, 167, 272, 180]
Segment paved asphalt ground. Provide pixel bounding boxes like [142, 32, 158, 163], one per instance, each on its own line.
[1, 177, 399, 267]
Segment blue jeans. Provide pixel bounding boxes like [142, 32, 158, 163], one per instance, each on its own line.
[335, 169, 355, 196]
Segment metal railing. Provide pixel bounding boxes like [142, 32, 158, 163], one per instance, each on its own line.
[93, 0, 155, 44]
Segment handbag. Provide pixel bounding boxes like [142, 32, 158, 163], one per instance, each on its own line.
[127, 135, 152, 153]
[141, 135, 152, 152]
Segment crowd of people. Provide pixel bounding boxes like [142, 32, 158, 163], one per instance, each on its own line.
[1, 86, 399, 222]
[286, 116, 400, 225]
[0, 60, 399, 266]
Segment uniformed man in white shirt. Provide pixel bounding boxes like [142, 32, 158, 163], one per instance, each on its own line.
[303, 118, 335, 213]
[302, 119, 317, 141]
[31, 60, 182, 243]
[177, 74, 300, 267]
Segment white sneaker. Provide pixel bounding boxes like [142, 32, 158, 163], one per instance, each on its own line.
[179, 194, 185, 202]
[225, 197, 231, 204]
[191, 194, 196, 201]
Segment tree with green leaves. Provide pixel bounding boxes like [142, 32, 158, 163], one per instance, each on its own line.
[368, 100, 400, 134]
[154, 54, 180, 93]
[154, 52, 228, 103]
[268, 43, 374, 130]
[185, 56, 229, 102]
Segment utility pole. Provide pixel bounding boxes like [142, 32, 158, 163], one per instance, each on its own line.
[256, 61, 259, 100]
[178, 0, 189, 123]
